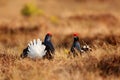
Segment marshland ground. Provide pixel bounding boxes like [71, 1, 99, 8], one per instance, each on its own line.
[0, 0, 120, 80]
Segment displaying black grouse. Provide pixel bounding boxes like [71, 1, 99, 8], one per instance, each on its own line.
[43, 32, 55, 59]
[20, 32, 55, 59]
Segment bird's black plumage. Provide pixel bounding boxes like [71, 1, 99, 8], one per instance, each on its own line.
[44, 34, 55, 54]
[43, 34, 55, 59]
[70, 36, 81, 57]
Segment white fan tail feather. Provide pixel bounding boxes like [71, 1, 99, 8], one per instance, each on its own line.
[37, 39, 42, 45]
[27, 39, 46, 58]
[33, 39, 36, 45]
[30, 41, 33, 46]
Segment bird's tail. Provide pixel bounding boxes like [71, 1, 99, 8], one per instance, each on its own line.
[27, 39, 47, 58]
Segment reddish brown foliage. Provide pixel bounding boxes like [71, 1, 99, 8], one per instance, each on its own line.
[98, 54, 120, 76]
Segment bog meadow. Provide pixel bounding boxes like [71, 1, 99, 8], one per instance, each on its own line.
[0, 0, 120, 80]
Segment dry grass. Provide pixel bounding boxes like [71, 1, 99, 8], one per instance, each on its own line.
[0, 44, 120, 80]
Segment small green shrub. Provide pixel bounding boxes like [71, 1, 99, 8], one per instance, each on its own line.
[21, 3, 44, 17]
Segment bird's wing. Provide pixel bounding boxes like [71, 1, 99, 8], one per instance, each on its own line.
[75, 42, 81, 51]
[47, 42, 55, 53]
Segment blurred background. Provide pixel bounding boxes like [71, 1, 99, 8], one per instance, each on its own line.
[0, 0, 120, 80]
[0, 0, 120, 46]
[0, 0, 120, 52]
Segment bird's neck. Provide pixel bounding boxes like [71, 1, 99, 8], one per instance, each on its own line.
[44, 36, 51, 42]
[74, 40, 79, 43]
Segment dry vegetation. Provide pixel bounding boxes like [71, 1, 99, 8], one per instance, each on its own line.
[0, 0, 120, 80]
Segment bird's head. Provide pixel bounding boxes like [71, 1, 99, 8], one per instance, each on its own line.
[47, 32, 52, 37]
[73, 33, 79, 41]
[44, 32, 52, 42]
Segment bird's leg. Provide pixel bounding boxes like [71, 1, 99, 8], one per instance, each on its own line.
[79, 51, 82, 56]
[44, 51, 54, 60]
[73, 52, 78, 57]
[74, 48, 80, 57]
[49, 51, 54, 59]
[73, 52, 76, 57]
